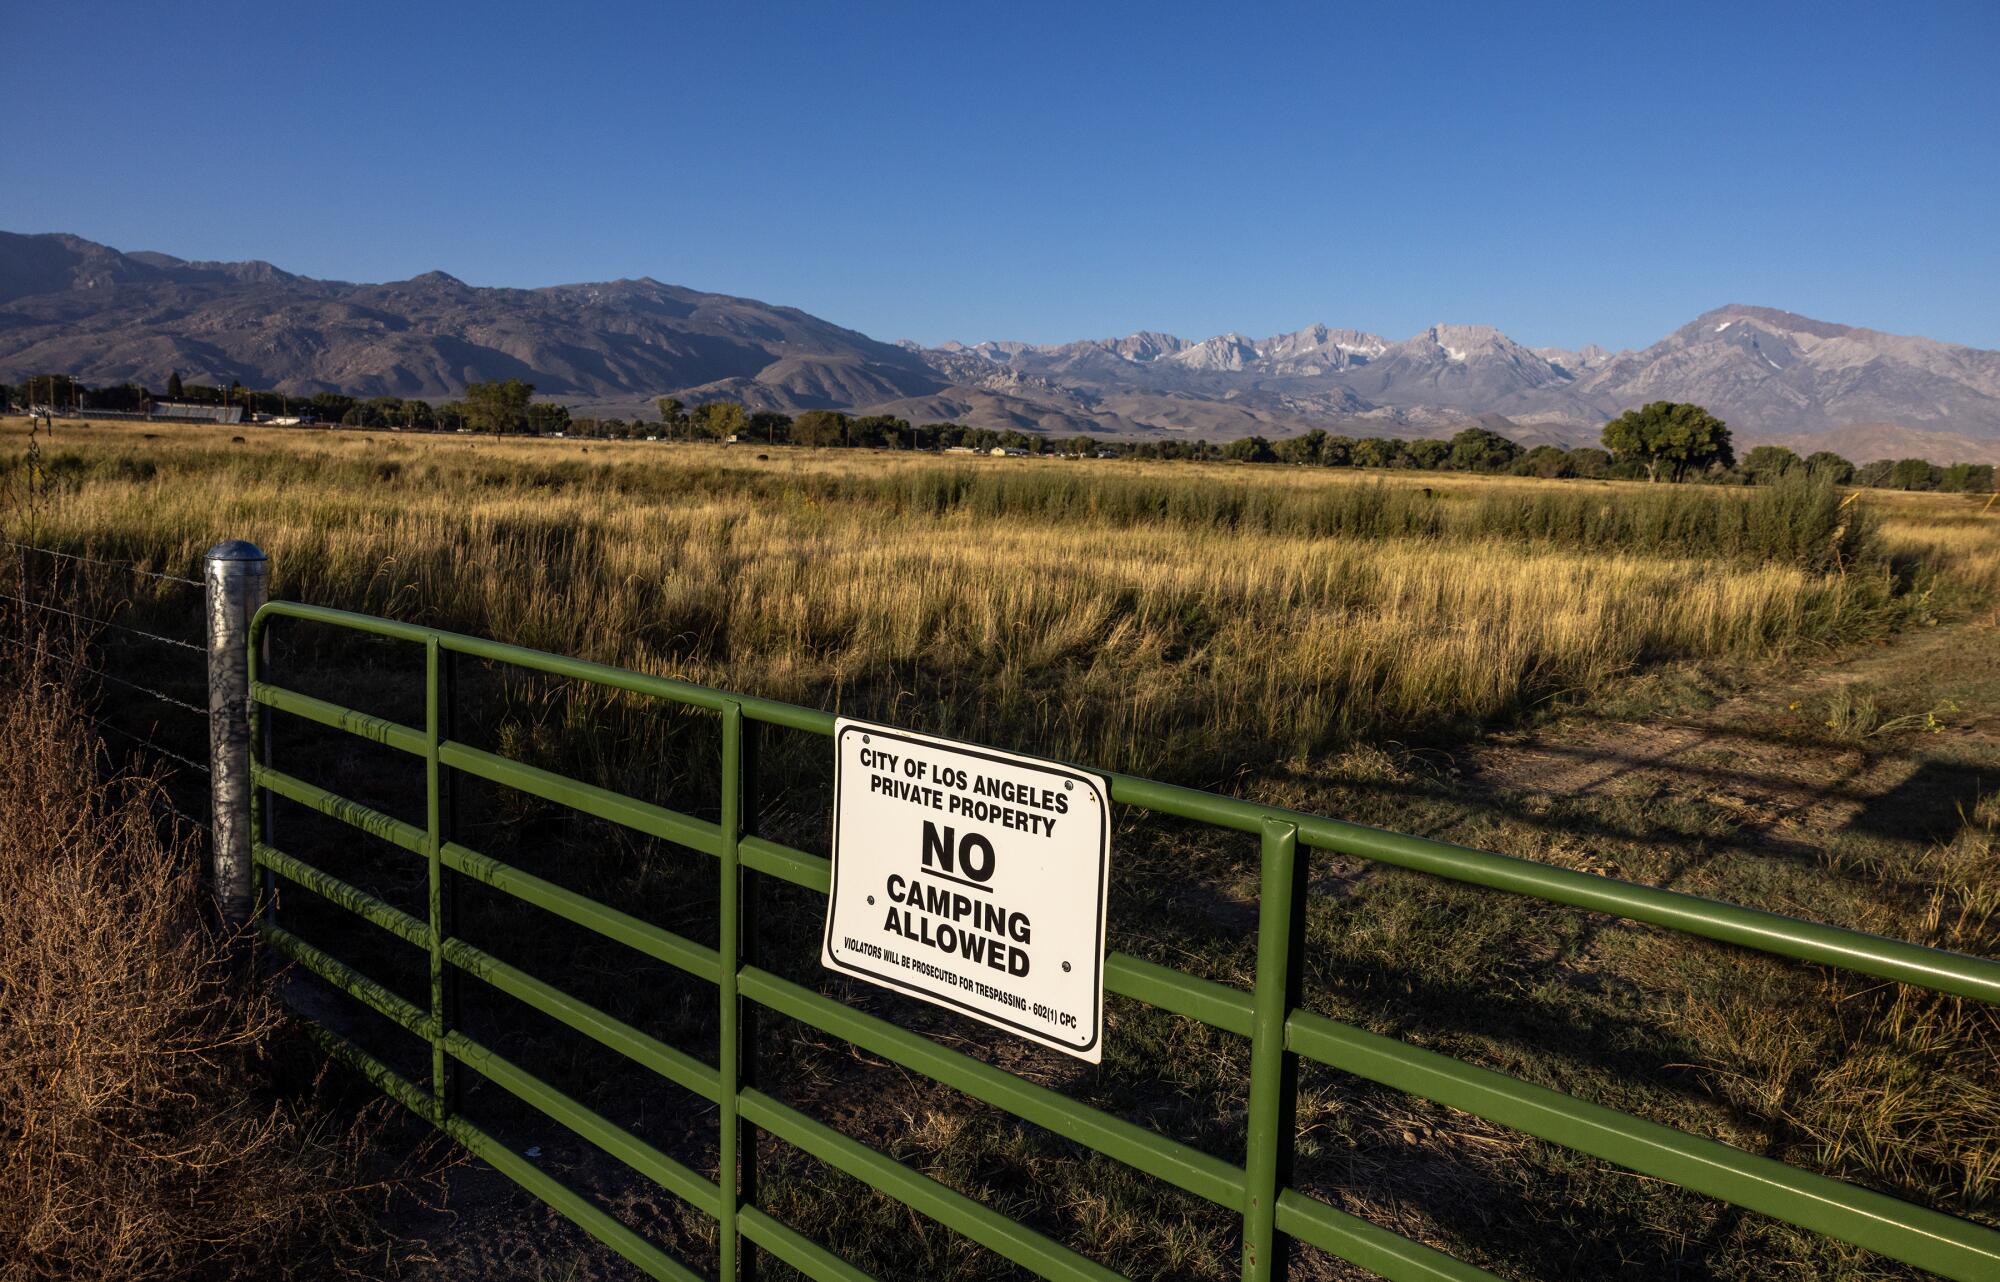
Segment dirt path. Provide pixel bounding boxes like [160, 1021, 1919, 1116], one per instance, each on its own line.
[1459, 620, 1999, 868]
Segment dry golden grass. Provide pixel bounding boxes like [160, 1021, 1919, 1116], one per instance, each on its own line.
[0, 616, 408, 1282]
[6, 420, 1996, 1281]
[11, 419, 1983, 777]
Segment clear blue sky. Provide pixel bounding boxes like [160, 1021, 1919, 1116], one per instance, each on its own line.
[8, 1, 1997, 351]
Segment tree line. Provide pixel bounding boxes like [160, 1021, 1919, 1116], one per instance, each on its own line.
[4, 376, 1992, 493]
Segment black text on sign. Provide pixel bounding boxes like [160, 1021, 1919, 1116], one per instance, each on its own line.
[820, 719, 1112, 1061]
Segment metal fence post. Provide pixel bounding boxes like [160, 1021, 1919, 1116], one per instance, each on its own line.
[205, 539, 267, 923]
[1242, 818, 1304, 1282]
[718, 700, 745, 1279]
[738, 717, 763, 1282]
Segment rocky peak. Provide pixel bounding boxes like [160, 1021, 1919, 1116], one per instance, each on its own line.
[1167, 332, 1261, 371]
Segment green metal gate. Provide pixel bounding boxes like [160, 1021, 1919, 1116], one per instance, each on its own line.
[246, 600, 2000, 1282]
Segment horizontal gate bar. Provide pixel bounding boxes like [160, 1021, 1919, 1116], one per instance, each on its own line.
[253, 762, 429, 856]
[442, 840, 723, 983]
[304, 1023, 703, 1282]
[256, 842, 428, 948]
[256, 600, 2000, 1005]
[740, 833, 828, 891]
[1271, 1189, 1499, 1282]
[305, 1018, 436, 1126]
[1281, 816, 2000, 1005]
[264, 922, 435, 1039]
[741, 964, 1246, 1210]
[743, 832, 1260, 1035]
[1285, 1007, 2000, 1282]
[439, 740, 722, 857]
[253, 598, 2000, 1282]
[252, 680, 426, 755]
[1106, 770, 2000, 1004]
[449, 1105, 706, 1282]
[739, 1205, 880, 1282]
[738, 1086, 1129, 1282]
[451, 1014, 882, 1282]
[441, 935, 721, 1105]
[1105, 953, 1255, 1038]
[444, 1029, 718, 1213]
[441, 628, 834, 734]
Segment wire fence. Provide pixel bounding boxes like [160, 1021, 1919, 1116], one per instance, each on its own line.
[0, 539, 204, 588]
[100, 717, 211, 775]
[0, 591, 207, 653]
[0, 633, 210, 718]
[1, 541, 211, 831]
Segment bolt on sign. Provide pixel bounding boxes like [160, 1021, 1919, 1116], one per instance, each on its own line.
[821, 719, 1113, 1062]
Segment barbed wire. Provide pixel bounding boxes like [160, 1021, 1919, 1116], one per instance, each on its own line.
[99, 718, 212, 775]
[0, 540, 203, 588]
[152, 796, 213, 836]
[87, 665, 210, 719]
[0, 591, 206, 653]
[0, 536, 212, 834]
[157, 800, 211, 833]
[0, 634, 210, 718]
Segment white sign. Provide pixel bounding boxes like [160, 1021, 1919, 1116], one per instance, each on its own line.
[821, 718, 1112, 1061]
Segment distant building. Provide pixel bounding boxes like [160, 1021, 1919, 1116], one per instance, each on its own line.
[943, 445, 977, 454]
[39, 401, 243, 423]
[149, 401, 245, 424]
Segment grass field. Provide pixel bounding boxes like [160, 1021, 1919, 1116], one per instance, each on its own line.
[4, 418, 1997, 1282]
[6, 421, 1982, 776]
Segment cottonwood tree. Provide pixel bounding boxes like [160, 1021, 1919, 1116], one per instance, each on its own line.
[1448, 426, 1520, 472]
[692, 401, 749, 440]
[1889, 458, 1938, 490]
[1518, 444, 1571, 478]
[748, 410, 791, 445]
[1565, 446, 1611, 478]
[1406, 439, 1451, 470]
[1741, 444, 1802, 483]
[1940, 462, 1996, 493]
[1803, 451, 1855, 483]
[1352, 437, 1404, 469]
[791, 410, 848, 447]
[526, 402, 571, 435]
[655, 396, 688, 439]
[1601, 401, 1734, 482]
[463, 379, 534, 437]
[1275, 429, 1327, 465]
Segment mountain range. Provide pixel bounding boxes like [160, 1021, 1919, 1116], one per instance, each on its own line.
[5, 231, 1998, 460]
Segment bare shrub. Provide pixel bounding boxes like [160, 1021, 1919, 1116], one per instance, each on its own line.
[0, 627, 403, 1281]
